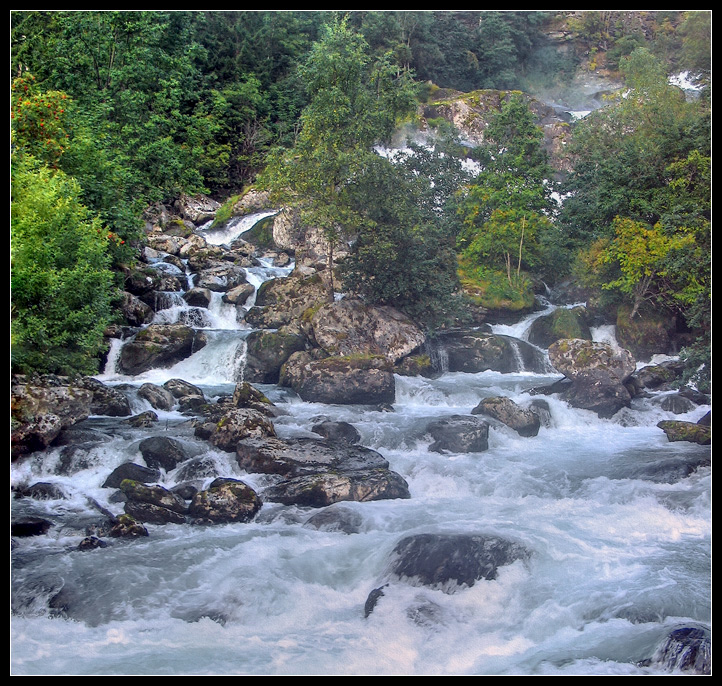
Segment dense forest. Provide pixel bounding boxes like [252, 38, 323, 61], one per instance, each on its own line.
[10, 10, 711, 390]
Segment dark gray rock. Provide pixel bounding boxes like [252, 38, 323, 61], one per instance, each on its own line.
[425, 415, 490, 453]
[311, 420, 361, 445]
[189, 477, 262, 524]
[103, 462, 161, 489]
[472, 396, 541, 437]
[138, 436, 191, 472]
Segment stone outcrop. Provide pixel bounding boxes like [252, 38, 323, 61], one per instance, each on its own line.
[309, 297, 426, 364]
[188, 477, 262, 524]
[548, 338, 636, 418]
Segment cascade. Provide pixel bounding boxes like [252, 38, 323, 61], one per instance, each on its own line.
[11, 213, 711, 677]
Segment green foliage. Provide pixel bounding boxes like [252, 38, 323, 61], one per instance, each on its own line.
[457, 94, 560, 286]
[11, 154, 116, 375]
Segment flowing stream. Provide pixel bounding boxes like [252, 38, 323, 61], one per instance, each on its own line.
[11, 217, 711, 675]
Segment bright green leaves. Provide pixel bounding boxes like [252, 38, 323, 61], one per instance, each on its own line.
[11, 155, 116, 375]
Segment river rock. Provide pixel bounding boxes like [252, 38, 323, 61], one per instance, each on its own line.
[243, 329, 307, 383]
[15, 482, 68, 501]
[193, 263, 247, 292]
[120, 479, 188, 524]
[657, 420, 711, 445]
[632, 360, 686, 391]
[197, 408, 277, 452]
[311, 420, 361, 445]
[425, 415, 490, 453]
[235, 437, 390, 476]
[189, 477, 262, 524]
[76, 376, 131, 417]
[138, 382, 176, 411]
[262, 469, 411, 508]
[304, 504, 364, 534]
[138, 436, 191, 472]
[364, 533, 532, 615]
[309, 297, 426, 364]
[280, 352, 396, 405]
[244, 272, 327, 329]
[11, 377, 94, 459]
[645, 625, 711, 675]
[222, 282, 255, 306]
[183, 287, 213, 308]
[11, 517, 54, 537]
[548, 339, 636, 418]
[436, 331, 548, 374]
[230, 381, 280, 417]
[102, 462, 161, 488]
[126, 410, 159, 427]
[174, 192, 221, 225]
[119, 291, 155, 327]
[471, 396, 541, 437]
[109, 514, 149, 538]
[118, 324, 207, 376]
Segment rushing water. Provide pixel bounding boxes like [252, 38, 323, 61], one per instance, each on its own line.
[10, 218, 711, 675]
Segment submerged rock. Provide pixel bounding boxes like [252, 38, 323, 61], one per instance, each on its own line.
[643, 625, 711, 675]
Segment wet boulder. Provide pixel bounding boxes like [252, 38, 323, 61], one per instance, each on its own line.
[548, 339, 636, 418]
[436, 331, 548, 374]
[364, 533, 532, 616]
[644, 625, 711, 675]
[230, 381, 281, 417]
[189, 477, 262, 524]
[11, 376, 93, 459]
[196, 408, 276, 452]
[183, 287, 213, 308]
[425, 415, 490, 453]
[193, 263, 247, 293]
[138, 436, 192, 472]
[309, 297, 426, 364]
[138, 382, 176, 411]
[262, 469, 411, 508]
[120, 479, 188, 525]
[311, 420, 361, 445]
[109, 513, 149, 538]
[119, 291, 155, 327]
[471, 396, 541, 437]
[657, 420, 711, 445]
[280, 352, 396, 405]
[77, 377, 132, 417]
[244, 272, 327, 329]
[236, 437, 390, 477]
[102, 462, 161, 488]
[304, 504, 364, 534]
[118, 324, 207, 376]
[243, 328, 307, 384]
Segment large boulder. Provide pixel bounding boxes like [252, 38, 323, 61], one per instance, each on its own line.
[117, 324, 207, 376]
[11, 376, 93, 459]
[244, 272, 327, 329]
[364, 532, 533, 616]
[120, 479, 188, 524]
[309, 297, 426, 364]
[195, 407, 276, 452]
[76, 377, 131, 417]
[437, 331, 548, 374]
[548, 339, 636, 418]
[471, 396, 541, 437]
[243, 328, 307, 384]
[280, 352, 396, 405]
[193, 263, 248, 293]
[235, 436, 390, 477]
[138, 436, 191, 472]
